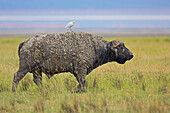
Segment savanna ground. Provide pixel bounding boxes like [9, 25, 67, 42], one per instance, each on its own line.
[0, 37, 169, 113]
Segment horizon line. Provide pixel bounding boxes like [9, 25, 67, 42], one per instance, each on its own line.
[1, 15, 170, 21]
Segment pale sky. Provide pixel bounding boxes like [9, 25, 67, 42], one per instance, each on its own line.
[0, 0, 170, 29]
[1, 0, 170, 9]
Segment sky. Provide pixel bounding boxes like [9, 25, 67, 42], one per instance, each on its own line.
[0, 0, 170, 30]
[1, 0, 170, 9]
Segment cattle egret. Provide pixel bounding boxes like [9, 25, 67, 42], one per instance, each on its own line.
[65, 21, 75, 32]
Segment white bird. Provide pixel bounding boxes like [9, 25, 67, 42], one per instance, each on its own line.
[65, 21, 75, 32]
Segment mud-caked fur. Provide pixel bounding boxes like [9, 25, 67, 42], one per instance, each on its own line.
[12, 32, 133, 92]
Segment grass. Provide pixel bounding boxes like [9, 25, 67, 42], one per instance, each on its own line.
[0, 37, 169, 113]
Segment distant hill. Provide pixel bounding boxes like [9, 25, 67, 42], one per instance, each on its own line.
[0, 29, 170, 38]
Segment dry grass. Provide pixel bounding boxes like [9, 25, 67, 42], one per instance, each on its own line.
[0, 37, 169, 112]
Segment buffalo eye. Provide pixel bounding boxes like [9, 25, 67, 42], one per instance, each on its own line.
[119, 46, 124, 50]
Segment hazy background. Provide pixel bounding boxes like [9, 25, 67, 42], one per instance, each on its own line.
[0, 0, 170, 37]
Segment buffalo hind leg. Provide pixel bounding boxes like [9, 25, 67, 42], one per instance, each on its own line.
[12, 69, 28, 92]
[33, 70, 42, 87]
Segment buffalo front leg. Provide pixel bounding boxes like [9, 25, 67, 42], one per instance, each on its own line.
[12, 69, 28, 92]
[33, 70, 42, 86]
[77, 75, 86, 93]
[72, 71, 87, 93]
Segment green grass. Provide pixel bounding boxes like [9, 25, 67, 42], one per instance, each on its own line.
[0, 37, 169, 113]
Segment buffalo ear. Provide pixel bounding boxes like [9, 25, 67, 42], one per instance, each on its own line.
[109, 42, 116, 52]
[109, 41, 119, 58]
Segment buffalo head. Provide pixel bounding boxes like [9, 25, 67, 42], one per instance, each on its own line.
[110, 39, 133, 64]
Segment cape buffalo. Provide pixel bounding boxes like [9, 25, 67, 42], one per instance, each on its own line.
[12, 32, 133, 92]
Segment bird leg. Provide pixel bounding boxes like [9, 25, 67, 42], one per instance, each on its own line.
[70, 27, 73, 32]
[66, 28, 69, 32]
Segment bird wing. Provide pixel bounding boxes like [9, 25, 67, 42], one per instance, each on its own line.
[65, 22, 72, 28]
